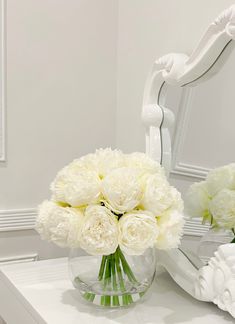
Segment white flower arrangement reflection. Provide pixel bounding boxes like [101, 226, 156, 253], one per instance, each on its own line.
[36, 148, 184, 306]
[185, 163, 235, 241]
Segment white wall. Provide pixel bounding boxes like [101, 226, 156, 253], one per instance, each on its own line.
[3, 0, 118, 209]
[0, 0, 118, 260]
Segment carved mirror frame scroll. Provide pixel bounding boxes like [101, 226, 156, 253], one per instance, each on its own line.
[142, 5, 235, 319]
[142, 4, 235, 174]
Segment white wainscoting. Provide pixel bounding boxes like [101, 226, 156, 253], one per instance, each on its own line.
[0, 253, 38, 265]
[183, 217, 210, 236]
[0, 208, 37, 231]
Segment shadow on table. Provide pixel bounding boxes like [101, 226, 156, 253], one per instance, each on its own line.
[61, 272, 234, 324]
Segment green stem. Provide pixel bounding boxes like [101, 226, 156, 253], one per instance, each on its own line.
[115, 250, 129, 306]
[118, 247, 145, 300]
[117, 249, 134, 304]
[104, 256, 111, 306]
[118, 247, 138, 284]
[98, 255, 107, 280]
[83, 292, 95, 302]
[231, 228, 235, 243]
[111, 254, 120, 306]
[82, 247, 142, 306]
[100, 256, 108, 306]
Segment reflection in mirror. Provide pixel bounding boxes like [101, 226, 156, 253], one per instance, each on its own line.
[164, 42, 235, 178]
[160, 42, 235, 267]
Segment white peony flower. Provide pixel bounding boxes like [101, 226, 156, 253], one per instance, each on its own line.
[118, 210, 158, 255]
[36, 200, 83, 248]
[156, 210, 185, 249]
[93, 148, 125, 177]
[209, 189, 235, 229]
[70, 148, 125, 178]
[185, 181, 210, 218]
[50, 167, 69, 203]
[39, 149, 186, 255]
[169, 186, 184, 213]
[141, 173, 179, 216]
[102, 167, 143, 214]
[206, 164, 235, 197]
[63, 171, 101, 207]
[79, 205, 119, 255]
[125, 152, 164, 175]
[51, 167, 101, 207]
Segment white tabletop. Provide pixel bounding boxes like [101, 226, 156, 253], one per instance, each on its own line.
[0, 258, 233, 324]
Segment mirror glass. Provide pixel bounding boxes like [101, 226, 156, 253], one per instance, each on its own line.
[163, 43, 235, 176]
[160, 42, 235, 265]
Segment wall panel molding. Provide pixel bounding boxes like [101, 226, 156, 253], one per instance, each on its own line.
[0, 253, 38, 265]
[0, 208, 37, 231]
[183, 217, 210, 237]
[0, 0, 6, 162]
[170, 88, 211, 180]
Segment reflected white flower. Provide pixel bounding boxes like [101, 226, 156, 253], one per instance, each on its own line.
[36, 200, 83, 248]
[79, 205, 119, 256]
[102, 167, 143, 214]
[209, 189, 235, 229]
[206, 164, 235, 197]
[156, 210, 185, 249]
[185, 181, 210, 218]
[118, 210, 158, 255]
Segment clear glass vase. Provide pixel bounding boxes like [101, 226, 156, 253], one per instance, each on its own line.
[68, 246, 156, 307]
[197, 228, 234, 265]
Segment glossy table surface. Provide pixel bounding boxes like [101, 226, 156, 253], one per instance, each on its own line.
[0, 258, 233, 324]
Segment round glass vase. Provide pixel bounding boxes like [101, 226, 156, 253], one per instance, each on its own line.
[68, 246, 156, 307]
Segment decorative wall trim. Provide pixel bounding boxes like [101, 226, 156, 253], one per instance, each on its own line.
[0, 208, 37, 232]
[0, 254, 38, 265]
[171, 162, 209, 179]
[183, 217, 210, 237]
[0, 0, 6, 162]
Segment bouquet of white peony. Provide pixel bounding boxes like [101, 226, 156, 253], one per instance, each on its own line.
[36, 148, 184, 306]
[185, 163, 235, 241]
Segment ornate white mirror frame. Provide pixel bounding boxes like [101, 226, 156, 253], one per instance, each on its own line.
[142, 5, 235, 319]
